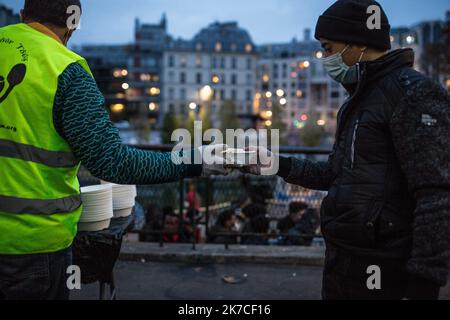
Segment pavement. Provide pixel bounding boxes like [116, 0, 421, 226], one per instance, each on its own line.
[70, 242, 450, 300]
[70, 261, 325, 300]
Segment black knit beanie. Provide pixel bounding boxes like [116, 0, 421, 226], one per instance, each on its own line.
[315, 0, 391, 51]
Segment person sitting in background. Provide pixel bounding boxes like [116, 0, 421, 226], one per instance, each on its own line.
[277, 202, 308, 235]
[162, 207, 180, 243]
[140, 204, 164, 242]
[242, 214, 270, 246]
[241, 203, 267, 243]
[208, 210, 238, 245]
[286, 208, 320, 246]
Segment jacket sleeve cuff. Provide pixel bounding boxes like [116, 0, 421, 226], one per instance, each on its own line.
[277, 156, 292, 179]
[405, 275, 441, 300]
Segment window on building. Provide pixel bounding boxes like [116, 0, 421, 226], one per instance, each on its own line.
[168, 55, 175, 67]
[247, 58, 252, 70]
[169, 88, 174, 99]
[220, 90, 226, 100]
[246, 73, 252, 84]
[180, 56, 187, 67]
[231, 90, 237, 100]
[169, 104, 175, 113]
[196, 55, 202, 67]
[180, 88, 186, 100]
[246, 90, 252, 101]
[231, 74, 237, 85]
[220, 57, 226, 69]
[180, 72, 186, 84]
[180, 104, 186, 115]
[196, 73, 202, 85]
[331, 91, 340, 99]
[232, 57, 237, 69]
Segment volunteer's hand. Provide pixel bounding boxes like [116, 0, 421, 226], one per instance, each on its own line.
[198, 144, 231, 177]
[240, 146, 277, 176]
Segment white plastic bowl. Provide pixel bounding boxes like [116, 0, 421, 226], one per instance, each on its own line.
[78, 219, 111, 232]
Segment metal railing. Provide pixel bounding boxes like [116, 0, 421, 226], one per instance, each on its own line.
[77, 145, 331, 250]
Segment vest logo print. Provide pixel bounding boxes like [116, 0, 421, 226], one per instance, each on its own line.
[0, 63, 27, 104]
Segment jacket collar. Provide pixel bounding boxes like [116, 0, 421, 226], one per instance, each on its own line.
[343, 48, 415, 94]
[26, 22, 63, 44]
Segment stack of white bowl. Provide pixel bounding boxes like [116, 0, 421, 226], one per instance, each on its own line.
[78, 184, 114, 232]
[110, 184, 137, 218]
[100, 181, 137, 218]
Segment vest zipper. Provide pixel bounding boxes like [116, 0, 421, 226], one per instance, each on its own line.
[351, 120, 359, 169]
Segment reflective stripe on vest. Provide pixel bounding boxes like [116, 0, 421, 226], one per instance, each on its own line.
[0, 139, 78, 167]
[0, 194, 81, 215]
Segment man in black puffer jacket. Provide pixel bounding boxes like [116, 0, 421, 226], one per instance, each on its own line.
[244, 0, 449, 300]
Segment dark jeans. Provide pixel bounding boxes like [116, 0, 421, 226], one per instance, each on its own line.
[322, 247, 409, 300]
[0, 247, 72, 300]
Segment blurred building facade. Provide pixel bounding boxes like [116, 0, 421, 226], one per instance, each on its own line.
[391, 12, 449, 86]
[0, 4, 447, 144]
[162, 22, 258, 129]
[0, 4, 19, 27]
[256, 29, 347, 138]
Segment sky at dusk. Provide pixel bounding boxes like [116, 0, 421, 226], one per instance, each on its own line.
[1, 0, 448, 45]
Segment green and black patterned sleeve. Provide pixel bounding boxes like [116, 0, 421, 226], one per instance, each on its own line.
[53, 62, 202, 185]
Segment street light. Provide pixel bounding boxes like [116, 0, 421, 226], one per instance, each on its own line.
[200, 85, 214, 102]
[189, 102, 197, 110]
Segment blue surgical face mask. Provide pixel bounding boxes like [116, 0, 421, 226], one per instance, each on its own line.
[323, 45, 365, 84]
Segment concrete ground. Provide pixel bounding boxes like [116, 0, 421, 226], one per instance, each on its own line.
[70, 260, 450, 300]
[70, 261, 324, 300]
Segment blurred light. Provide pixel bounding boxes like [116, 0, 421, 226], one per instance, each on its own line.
[212, 75, 220, 84]
[290, 72, 297, 78]
[317, 120, 326, 126]
[115, 93, 126, 99]
[114, 69, 128, 78]
[301, 114, 308, 121]
[255, 92, 262, 99]
[298, 122, 306, 129]
[245, 44, 253, 53]
[140, 73, 151, 81]
[266, 111, 273, 118]
[280, 98, 287, 105]
[265, 91, 272, 98]
[189, 102, 197, 110]
[215, 42, 222, 52]
[315, 51, 323, 59]
[390, 36, 395, 43]
[149, 87, 160, 95]
[265, 120, 272, 127]
[149, 103, 157, 111]
[111, 104, 124, 113]
[447, 79, 450, 87]
[303, 61, 310, 68]
[121, 83, 129, 90]
[263, 74, 270, 82]
[296, 90, 303, 98]
[293, 120, 300, 127]
[276, 89, 285, 97]
[406, 35, 415, 44]
[200, 85, 214, 101]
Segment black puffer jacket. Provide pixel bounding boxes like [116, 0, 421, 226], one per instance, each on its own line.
[279, 49, 450, 291]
